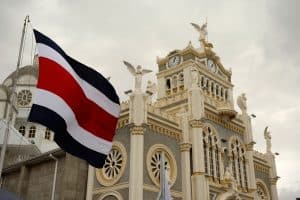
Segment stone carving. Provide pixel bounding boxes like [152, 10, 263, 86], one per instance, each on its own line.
[123, 60, 152, 92]
[190, 67, 199, 88]
[146, 80, 157, 103]
[264, 126, 272, 153]
[191, 22, 207, 41]
[237, 93, 247, 114]
[224, 166, 237, 191]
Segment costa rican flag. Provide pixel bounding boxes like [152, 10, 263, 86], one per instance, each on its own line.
[28, 30, 120, 168]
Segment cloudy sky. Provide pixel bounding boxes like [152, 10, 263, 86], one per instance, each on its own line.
[1, 0, 299, 199]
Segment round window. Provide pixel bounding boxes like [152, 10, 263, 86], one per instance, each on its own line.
[96, 142, 127, 186]
[17, 90, 32, 106]
[146, 144, 177, 187]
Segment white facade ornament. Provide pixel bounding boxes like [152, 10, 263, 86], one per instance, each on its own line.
[237, 93, 247, 114]
[146, 80, 156, 103]
[191, 22, 207, 41]
[123, 60, 152, 93]
[264, 126, 272, 153]
[190, 67, 199, 89]
[224, 166, 238, 191]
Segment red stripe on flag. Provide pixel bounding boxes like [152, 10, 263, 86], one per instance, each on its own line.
[37, 57, 118, 142]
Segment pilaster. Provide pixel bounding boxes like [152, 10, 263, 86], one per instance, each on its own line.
[129, 126, 145, 200]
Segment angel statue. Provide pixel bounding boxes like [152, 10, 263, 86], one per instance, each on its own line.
[191, 22, 208, 41]
[123, 61, 152, 92]
[264, 126, 272, 153]
[237, 93, 247, 114]
[146, 80, 157, 103]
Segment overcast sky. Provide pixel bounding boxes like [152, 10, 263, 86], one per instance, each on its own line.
[1, 0, 299, 199]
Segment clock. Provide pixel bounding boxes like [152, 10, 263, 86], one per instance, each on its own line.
[168, 55, 181, 67]
[207, 59, 217, 73]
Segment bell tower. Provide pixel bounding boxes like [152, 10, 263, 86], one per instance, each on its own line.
[155, 27, 236, 120]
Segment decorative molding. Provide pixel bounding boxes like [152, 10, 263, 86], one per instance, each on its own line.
[98, 191, 124, 200]
[143, 184, 183, 198]
[189, 119, 205, 128]
[148, 119, 182, 141]
[93, 182, 129, 194]
[254, 162, 270, 174]
[192, 171, 205, 176]
[205, 110, 245, 134]
[130, 126, 145, 135]
[179, 143, 192, 152]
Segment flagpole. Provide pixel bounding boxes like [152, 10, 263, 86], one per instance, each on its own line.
[0, 15, 30, 181]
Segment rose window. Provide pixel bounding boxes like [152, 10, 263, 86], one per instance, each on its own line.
[103, 149, 123, 179]
[150, 151, 170, 180]
[147, 144, 177, 187]
[17, 90, 32, 106]
[96, 142, 127, 186]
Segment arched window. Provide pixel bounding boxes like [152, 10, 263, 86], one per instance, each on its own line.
[203, 125, 222, 181]
[229, 137, 248, 189]
[19, 126, 25, 136]
[45, 128, 51, 140]
[166, 78, 171, 89]
[225, 90, 228, 100]
[210, 82, 214, 93]
[216, 85, 219, 96]
[178, 73, 184, 90]
[220, 87, 224, 97]
[205, 79, 209, 90]
[28, 126, 36, 138]
[201, 76, 204, 87]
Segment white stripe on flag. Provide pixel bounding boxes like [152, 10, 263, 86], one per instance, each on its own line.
[33, 88, 112, 154]
[36, 43, 120, 118]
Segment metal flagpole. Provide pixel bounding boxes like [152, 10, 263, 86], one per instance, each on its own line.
[0, 15, 30, 181]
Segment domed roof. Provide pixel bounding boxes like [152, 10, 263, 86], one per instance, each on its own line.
[2, 64, 38, 87]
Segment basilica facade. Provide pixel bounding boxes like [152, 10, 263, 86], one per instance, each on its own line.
[88, 24, 279, 200]
[0, 23, 279, 200]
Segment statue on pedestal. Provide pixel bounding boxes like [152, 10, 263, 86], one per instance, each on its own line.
[264, 126, 272, 153]
[237, 93, 247, 114]
[123, 60, 152, 92]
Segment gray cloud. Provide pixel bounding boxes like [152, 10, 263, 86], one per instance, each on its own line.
[0, 0, 299, 199]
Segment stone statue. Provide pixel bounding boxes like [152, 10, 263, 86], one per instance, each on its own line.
[123, 60, 152, 92]
[224, 166, 237, 191]
[146, 80, 156, 103]
[264, 126, 272, 153]
[191, 22, 207, 41]
[190, 67, 199, 88]
[237, 93, 247, 114]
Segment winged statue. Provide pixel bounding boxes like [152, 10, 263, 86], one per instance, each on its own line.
[191, 22, 207, 41]
[123, 60, 152, 92]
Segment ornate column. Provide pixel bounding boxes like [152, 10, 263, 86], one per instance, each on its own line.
[218, 148, 224, 181]
[129, 126, 145, 200]
[212, 146, 217, 179]
[178, 109, 192, 200]
[124, 61, 151, 200]
[188, 67, 208, 200]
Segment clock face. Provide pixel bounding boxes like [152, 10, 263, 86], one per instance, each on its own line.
[207, 59, 217, 73]
[168, 55, 181, 67]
